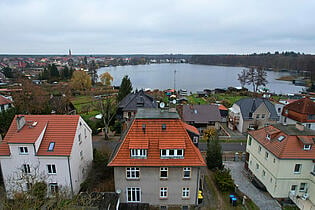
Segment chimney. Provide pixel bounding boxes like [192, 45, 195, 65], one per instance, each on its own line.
[16, 116, 26, 131]
[296, 123, 305, 131]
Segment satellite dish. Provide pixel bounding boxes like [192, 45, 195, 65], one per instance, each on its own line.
[160, 102, 165, 108]
[172, 99, 177, 104]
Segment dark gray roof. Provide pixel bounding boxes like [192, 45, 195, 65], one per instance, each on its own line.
[182, 104, 221, 124]
[135, 108, 180, 119]
[118, 90, 158, 111]
[273, 124, 315, 136]
[235, 98, 279, 120]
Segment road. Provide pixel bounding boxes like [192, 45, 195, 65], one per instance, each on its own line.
[198, 142, 246, 152]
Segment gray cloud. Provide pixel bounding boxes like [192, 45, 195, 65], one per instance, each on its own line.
[0, 0, 314, 54]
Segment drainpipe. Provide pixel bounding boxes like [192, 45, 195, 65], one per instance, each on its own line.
[67, 156, 74, 196]
[196, 167, 200, 205]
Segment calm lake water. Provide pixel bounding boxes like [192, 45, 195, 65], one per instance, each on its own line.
[98, 63, 305, 94]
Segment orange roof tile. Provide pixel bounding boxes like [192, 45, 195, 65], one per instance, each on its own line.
[182, 122, 200, 135]
[0, 95, 12, 105]
[249, 124, 315, 159]
[108, 118, 206, 167]
[0, 115, 80, 156]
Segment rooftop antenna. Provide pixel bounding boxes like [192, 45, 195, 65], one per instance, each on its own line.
[174, 69, 176, 91]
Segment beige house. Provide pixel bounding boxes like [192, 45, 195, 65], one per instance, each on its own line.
[246, 123, 315, 209]
[228, 98, 278, 133]
[108, 109, 206, 209]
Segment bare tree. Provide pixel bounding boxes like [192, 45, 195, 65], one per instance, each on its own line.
[246, 67, 257, 92]
[255, 67, 268, 91]
[237, 69, 247, 88]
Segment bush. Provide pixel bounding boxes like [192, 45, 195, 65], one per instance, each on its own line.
[214, 168, 235, 192]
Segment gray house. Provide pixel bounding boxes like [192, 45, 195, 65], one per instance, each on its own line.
[228, 98, 279, 133]
[108, 109, 206, 209]
[117, 90, 158, 121]
[181, 104, 221, 133]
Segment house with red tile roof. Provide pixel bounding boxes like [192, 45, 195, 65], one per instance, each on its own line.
[281, 97, 315, 130]
[246, 123, 315, 208]
[0, 115, 93, 198]
[0, 95, 13, 112]
[108, 108, 205, 208]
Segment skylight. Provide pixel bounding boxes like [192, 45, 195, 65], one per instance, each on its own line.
[277, 136, 285, 142]
[48, 142, 55, 151]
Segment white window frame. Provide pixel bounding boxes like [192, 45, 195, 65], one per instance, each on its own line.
[294, 164, 302, 174]
[261, 114, 266, 119]
[26, 182, 33, 191]
[127, 187, 141, 202]
[49, 183, 58, 194]
[130, 149, 147, 158]
[183, 167, 191, 179]
[304, 144, 311, 150]
[182, 187, 190, 198]
[22, 164, 31, 174]
[160, 149, 184, 158]
[19, 146, 28, 155]
[258, 146, 262, 153]
[47, 164, 56, 174]
[193, 136, 198, 143]
[160, 167, 168, 179]
[160, 187, 168, 199]
[78, 134, 82, 145]
[126, 167, 140, 179]
[299, 183, 307, 192]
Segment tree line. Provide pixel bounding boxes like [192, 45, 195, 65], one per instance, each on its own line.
[190, 52, 315, 81]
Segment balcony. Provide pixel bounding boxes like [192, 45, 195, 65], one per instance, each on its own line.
[289, 191, 315, 210]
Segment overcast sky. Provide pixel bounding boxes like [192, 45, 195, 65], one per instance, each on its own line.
[1, 0, 314, 54]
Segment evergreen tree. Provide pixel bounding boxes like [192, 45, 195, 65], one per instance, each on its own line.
[117, 75, 132, 102]
[205, 128, 223, 170]
[49, 64, 60, 82]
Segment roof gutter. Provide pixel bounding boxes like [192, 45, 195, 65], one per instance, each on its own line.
[67, 156, 74, 196]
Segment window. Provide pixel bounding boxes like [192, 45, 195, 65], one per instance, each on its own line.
[130, 149, 147, 158]
[84, 128, 87, 138]
[49, 183, 58, 194]
[291, 185, 297, 191]
[22, 164, 30, 174]
[183, 167, 191, 179]
[266, 134, 271, 140]
[277, 107, 281, 113]
[270, 178, 273, 183]
[256, 163, 259, 170]
[47, 164, 56, 174]
[277, 135, 285, 142]
[162, 124, 166, 130]
[160, 149, 184, 158]
[262, 170, 266, 176]
[19, 147, 28, 155]
[182, 187, 190, 198]
[265, 152, 269, 159]
[294, 164, 302, 174]
[299, 183, 307, 192]
[160, 206, 167, 210]
[258, 146, 262, 153]
[248, 136, 252, 146]
[193, 136, 198, 143]
[261, 114, 266, 119]
[127, 187, 141, 202]
[80, 150, 83, 160]
[126, 167, 140, 179]
[160, 187, 168, 198]
[304, 144, 311, 150]
[160, 167, 168, 179]
[312, 165, 315, 175]
[78, 134, 82, 145]
[26, 183, 33, 191]
[48, 142, 55, 151]
[256, 114, 260, 119]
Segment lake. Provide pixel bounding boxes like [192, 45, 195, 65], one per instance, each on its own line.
[97, 63, 305, 94]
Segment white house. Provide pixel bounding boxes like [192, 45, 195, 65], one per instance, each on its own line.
[0, 95, 13, 113]
[0, 115, 93, 198]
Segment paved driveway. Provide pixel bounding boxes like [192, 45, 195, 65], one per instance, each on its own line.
[224, 161, 281, 210]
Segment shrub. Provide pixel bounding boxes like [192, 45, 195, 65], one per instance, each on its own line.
[214, 168, 235, 192]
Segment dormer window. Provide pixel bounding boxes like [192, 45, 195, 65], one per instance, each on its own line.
[130, 149, 147, 158]
[266, 134, 271, 140]
[160, 149, 184, 159]
[19, 147, 28, 155]
[304, 144, 311, 151]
